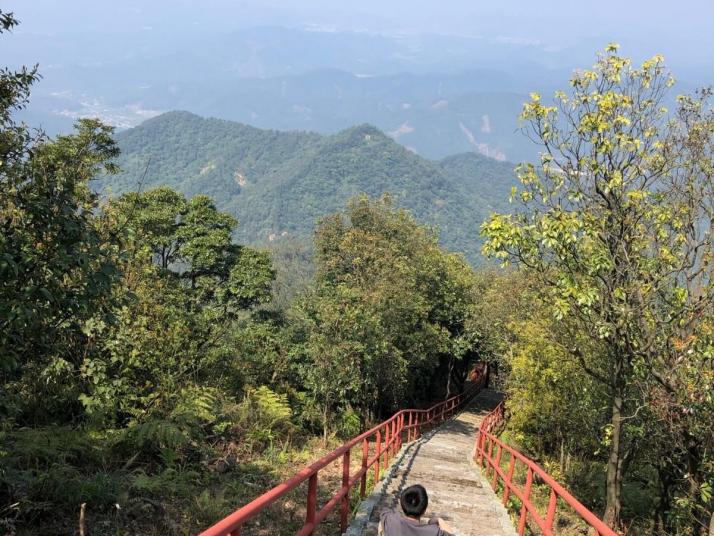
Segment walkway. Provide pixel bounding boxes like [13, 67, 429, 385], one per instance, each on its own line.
[349, 389, 516, 536]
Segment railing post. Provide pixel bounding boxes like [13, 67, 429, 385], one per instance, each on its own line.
[545, 488, 557, 533]
[517, 468, 533, 536]
[492, 444, 503, 490]
[408, 412, 413, 442]
[384, 424, 390, 467]
[396, 413, 404, 452]
[340, 449, 351, 533]
[487, 437, 495, 478]
[306, 473, 318, 535]
[397, 413, 404, 453]
[360, 438, 368, 497]
[479, 429, 486, 465]
[503, 454, 516, 506]
[398, 414, 403, 451]
[475, 429, 482, 463]
[394, 417, 399, 453]
[374, 429, 381, 484]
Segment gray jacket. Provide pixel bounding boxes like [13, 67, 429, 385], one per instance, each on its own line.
[378, 511, 455, 536]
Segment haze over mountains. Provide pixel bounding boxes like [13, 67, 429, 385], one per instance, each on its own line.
[11, 1, 711, 164]
[99, 111, 517, 263]
[11, 23, 558, 162]
[10, 0, 713, 260]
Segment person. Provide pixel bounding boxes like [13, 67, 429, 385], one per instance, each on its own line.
[378, 484, 455, 535]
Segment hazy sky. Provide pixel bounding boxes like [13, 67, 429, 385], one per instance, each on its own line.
[5, 1, 711, 150]
[11, 0, 712, 56]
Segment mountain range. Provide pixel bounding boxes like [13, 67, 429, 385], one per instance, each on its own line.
[98, 111, 519, 263]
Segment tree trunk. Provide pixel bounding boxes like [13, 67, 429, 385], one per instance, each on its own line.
[322, 405, 329, 444]
[655, 465, 674, 536]
[603, 386, 624, 529]
[445, 356, 455, 399]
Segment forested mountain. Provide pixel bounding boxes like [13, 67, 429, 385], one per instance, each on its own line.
[99, 111, 517, 263]
[5, 4, 714, 533]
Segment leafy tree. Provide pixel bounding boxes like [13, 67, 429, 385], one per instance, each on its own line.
[295, 195, 484, 435]
[0, 10, 122, 422]
[80, 187, 276, 423]
[482, 46, 714, 529]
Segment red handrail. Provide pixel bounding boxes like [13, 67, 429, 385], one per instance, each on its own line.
[200, 378, 486, 536]
[474, 402, 619, 536]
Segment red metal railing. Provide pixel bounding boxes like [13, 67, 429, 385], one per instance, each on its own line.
[475, 402, 618, 536]
[201, 378, 486, 536]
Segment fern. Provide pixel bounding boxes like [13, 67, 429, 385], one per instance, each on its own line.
[170, 386, 219, 427]
[235, 386, 294, 448]
[131, 467, 200, 499]
[124, 419, 188, 452]
[251, 386, 291, 426]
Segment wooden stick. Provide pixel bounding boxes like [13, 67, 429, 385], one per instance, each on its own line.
[79, 503, 86, 536]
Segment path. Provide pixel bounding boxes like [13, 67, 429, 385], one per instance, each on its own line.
[348, 389, 516, 536]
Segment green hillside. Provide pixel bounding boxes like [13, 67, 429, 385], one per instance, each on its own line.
[99, 111, 517, 262]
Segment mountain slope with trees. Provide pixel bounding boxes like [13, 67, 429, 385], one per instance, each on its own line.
[1, 11, 488, 528]
[5, 7, 712, 534]
[98, 111, 517, 263]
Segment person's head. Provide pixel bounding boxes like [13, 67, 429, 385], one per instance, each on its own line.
[400, 484, 429, 518]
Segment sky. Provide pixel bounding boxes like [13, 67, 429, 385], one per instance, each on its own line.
[4, 0, 711, 145]
[10, 0, 712, 62]
[7, 0, 713, 89]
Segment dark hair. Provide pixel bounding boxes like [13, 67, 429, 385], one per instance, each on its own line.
[400, 484, 429, 517]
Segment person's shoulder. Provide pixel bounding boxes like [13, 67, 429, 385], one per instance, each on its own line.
[379, 510, 399, 521]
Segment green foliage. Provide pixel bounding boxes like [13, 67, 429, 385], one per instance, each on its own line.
[236, 386, 294, 448]
[1, 12, 497, 535]
[0, 22, 122, 420]
[72, 187, 277, 427]
[99, 111, 518, 264]
[483, 46, 714, 532]
[7, 12, 711, 532]
[293, 195, 485, 435]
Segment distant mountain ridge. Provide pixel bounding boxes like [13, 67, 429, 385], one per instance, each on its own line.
[98, 111, 518, 263]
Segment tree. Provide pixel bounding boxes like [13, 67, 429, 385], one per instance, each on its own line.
[0, 11, 123, 421]
[295, 195, 483, 435]
[80, 188, 276, 423]
[482, 46, 714, 529]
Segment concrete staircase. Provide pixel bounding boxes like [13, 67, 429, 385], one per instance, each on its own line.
[347, 389, 516, 536]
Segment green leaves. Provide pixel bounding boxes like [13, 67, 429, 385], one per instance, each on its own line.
[1, 115, 122, 378]
[107, 186, 275, 312]
[227, 248, 275, 309]
[483, 46, 714, 531]
[296, 195, 483, 435]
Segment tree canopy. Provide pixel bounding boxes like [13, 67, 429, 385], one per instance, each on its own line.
[482, 45, 714, 532]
